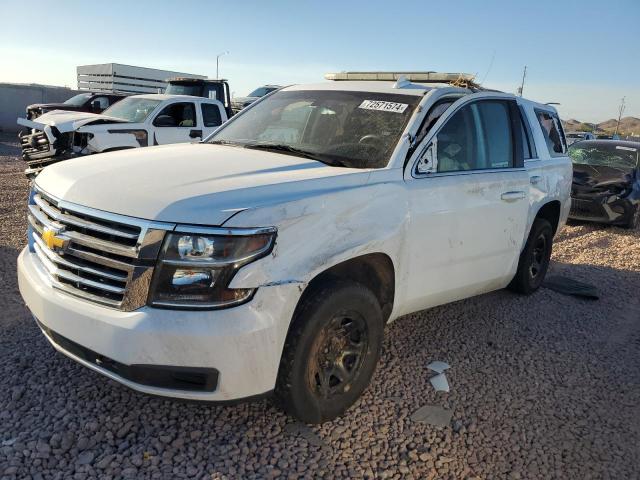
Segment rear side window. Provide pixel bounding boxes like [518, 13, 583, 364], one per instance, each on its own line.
[202, 103, 222, 127]
[476, 101, 513, 169]
[535, 110, 566, 157]
[92, 96, 110, 109]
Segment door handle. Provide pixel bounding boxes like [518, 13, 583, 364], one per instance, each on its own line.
[501, 191, 526, 202]
[189, 129, 202, 139]
[530, 175, 543, 185]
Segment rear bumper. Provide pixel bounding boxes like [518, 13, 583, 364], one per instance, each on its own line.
[17, 247, 301, 401]
[569, 195, 637, 225]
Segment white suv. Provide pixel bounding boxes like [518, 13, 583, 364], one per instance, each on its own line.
[17, 94, 228, 177]
[18, 73, 571, 423]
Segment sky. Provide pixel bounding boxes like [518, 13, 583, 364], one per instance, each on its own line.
[0, 0, 638, 123]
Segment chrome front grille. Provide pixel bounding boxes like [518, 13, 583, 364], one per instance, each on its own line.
[20, 130, 59, 176]
[27, 189, 172, 310]
[20, 130, 51, 156]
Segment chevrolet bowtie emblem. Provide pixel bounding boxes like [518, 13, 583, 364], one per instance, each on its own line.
[42, 228, 67, 250]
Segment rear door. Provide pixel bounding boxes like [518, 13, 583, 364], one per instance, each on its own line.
[401, 94, 530, 313]
[152, 101, 200, 144]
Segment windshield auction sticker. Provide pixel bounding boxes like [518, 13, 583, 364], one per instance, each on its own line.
[359, 100, 408, 113]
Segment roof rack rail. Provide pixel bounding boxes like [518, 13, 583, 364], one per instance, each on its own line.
[325, 71, 477, 86]
[166, 77, 228, 83]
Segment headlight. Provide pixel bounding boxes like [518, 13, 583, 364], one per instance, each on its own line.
[148, 227, 276, 309]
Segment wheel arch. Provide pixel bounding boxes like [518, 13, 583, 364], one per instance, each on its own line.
[295, 252, 396, 324]
[534, 200, 561, 235]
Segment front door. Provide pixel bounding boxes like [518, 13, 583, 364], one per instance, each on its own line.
[402, 97, 530, 313]
[152, 101, 200, 144]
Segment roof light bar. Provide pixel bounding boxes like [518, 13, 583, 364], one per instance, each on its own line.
[324, 71, 475, 83]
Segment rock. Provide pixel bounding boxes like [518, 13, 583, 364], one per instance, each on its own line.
[116, 422, 133, 439]
[76, 451, 95, 465]
[96, 454, 115, 469]
[11, 386, 25, 401]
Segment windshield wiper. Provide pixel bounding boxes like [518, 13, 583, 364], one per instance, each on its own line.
[243, 143, 350, 167]
[208, 139, 243, 146]
[243, 142, 316, 158]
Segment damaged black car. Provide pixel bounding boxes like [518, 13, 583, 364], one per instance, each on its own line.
[569, 140, 640, 229]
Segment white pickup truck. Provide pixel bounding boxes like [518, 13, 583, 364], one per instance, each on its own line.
[17, 94, 227, 177]
[17, 73, 572, 423]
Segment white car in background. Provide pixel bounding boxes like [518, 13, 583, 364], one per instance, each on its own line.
[565, 131, 596, 146]
[17, 94, 228, 177]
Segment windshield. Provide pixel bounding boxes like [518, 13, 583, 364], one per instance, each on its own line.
[248, 87, 277, 97]
[208, 90, 418, 169]
[166, 84, 200, 96]
[102, 98, 162, 123]
[569, 143, 639, 169]
[63, 93, 93, 106]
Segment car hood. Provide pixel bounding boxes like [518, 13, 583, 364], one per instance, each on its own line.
[572, 163, 636, 189]
[27, 103, 79, 111]
[35, 143, 370, 225]
[232, 96, 258, 105]
[17, 110, 127, 132]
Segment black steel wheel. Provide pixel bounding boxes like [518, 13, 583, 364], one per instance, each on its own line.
[275, 280, 383, 423]
[509, 218, 553, 294]
[308, 313, 369, 399]
[529, 233, 548, 282]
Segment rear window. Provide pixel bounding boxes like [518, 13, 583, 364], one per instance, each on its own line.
[535, 110, 567, 157]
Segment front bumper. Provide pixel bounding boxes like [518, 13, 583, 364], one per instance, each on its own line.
[569, 195, 638, 225]
[18, 247, 301, 401]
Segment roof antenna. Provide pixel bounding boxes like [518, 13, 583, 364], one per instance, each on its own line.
[480, 50, 496, 85]
[517, 66, 527, 97]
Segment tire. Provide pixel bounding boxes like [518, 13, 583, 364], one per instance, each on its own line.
[623, 205, 640, 230]
[275, 280, 383, 424]
[508, 218, 553, 295]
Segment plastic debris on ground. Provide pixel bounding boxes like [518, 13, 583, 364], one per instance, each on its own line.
[283, 422, 327, 448]
[410, 405, 454, 426]
[542, 275, 599, 299]
[427, 360, 451, 392]
[427, 361, 450, 374]
[429, 372, 450, 392]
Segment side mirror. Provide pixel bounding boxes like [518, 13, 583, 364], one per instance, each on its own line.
[91, 100, 101, 112]
[416, 139, 438, 174]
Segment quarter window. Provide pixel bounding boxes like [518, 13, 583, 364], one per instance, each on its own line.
[202, 104, 222, 127]
[535, 110, 566, 157]
[435, 100, 514, 173]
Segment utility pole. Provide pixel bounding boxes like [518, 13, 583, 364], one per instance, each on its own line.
[216, 51, 229, 79]
[614, 96, 626, 136]
[517, 66, 527, 97]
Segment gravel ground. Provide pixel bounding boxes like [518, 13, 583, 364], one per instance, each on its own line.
[1, 133, 639, 479]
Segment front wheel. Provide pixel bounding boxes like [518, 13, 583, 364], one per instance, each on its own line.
[275, 280, 383, 424]
[508, 218, 553, 294]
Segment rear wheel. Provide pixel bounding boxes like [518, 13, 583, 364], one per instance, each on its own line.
[275, 280, 383, 424]
[508, 218, 553, 294]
